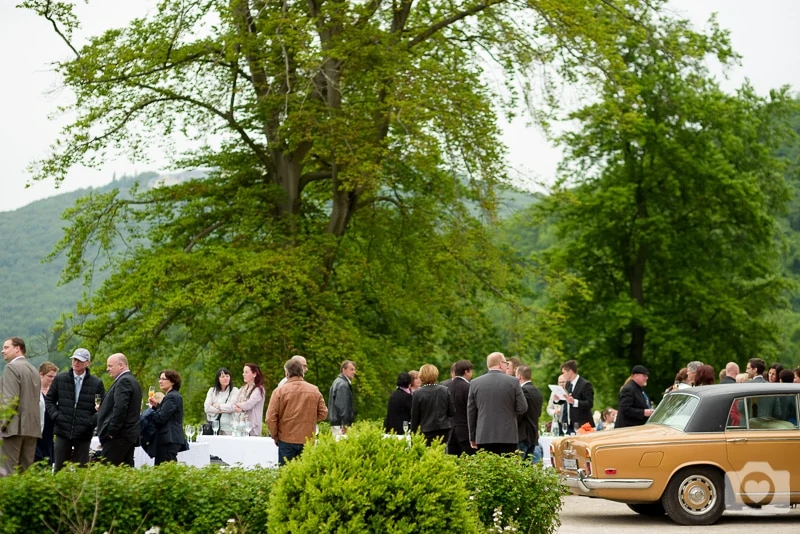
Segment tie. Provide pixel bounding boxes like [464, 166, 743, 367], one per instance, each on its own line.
[561, 381, 573, 427]
[75, 375, 83, 403]
[643, 391, 651, 409]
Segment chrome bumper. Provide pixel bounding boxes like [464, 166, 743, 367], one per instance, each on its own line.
[565, 472, 654, 494]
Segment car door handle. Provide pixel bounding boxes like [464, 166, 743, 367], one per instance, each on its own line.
[729, 438, 748, 443]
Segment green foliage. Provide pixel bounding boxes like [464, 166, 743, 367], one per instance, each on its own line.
[19, 0, 666, 420]
[0, 462, 277, 533]
[268, 422, 479, 533]
[533, 9, 799, 397]
[458, 451, 566, 534]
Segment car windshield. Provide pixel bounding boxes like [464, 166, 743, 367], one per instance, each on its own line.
[646, 392, 699, 431]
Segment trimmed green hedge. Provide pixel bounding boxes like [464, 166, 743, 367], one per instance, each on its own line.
[268, 423, 480, 533]
[0, 462, 277, 533]
[0, 423, 566, 533]
[459, 451, 567, 533]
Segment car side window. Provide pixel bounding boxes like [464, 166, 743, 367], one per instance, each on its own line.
[728, 394, 799, 430]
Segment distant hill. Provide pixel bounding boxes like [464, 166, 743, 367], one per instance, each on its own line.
[0, 173, 159, 366]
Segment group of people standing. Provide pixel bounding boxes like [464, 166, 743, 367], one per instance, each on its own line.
[383, 352, 545, 463]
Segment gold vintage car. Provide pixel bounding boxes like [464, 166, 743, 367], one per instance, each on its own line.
[551, 383, 800, 525]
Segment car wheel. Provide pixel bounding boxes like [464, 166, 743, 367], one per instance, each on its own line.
[626, 502, 666, 516]
[662, 466, 725, 525]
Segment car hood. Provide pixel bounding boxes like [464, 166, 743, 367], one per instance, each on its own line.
[556, 424, 684, 447]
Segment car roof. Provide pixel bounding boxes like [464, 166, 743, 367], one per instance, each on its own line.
[662, 383, 800, 433]
[685, 383, 800, 398]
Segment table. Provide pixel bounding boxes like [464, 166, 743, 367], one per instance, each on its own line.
[90, 437, 209, 468]
[196, 435, 279, 468]
[539, 435, 554, 467]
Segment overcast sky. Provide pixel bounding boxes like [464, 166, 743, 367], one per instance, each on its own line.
[2, 0, 798, 212]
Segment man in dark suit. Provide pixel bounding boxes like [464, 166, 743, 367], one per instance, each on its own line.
[615, 365, 653, 428]
[720, 362, 738, 384]
[446, 359, 474, 455]
[97, 353, 142, 466]
[383, 372, 413, 435]
[467, 352, 527, 454]
[516, 365, 543, 463]
[1, 337, 41, 476]
[559, 359, 594, 435]
[746, 358, 766, 382]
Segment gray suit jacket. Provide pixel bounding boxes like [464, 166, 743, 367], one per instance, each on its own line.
[467, 370, 527, 445]
[1, 357, 42, 439]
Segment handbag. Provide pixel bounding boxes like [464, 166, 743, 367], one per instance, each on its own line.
[201, 420, 216, 435]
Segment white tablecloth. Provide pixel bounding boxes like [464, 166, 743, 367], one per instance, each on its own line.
[91, 437, 209, 468]
[196, 435, 279, 468]
[539, 435, 554, 467]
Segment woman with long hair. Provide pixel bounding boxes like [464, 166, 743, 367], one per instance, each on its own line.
[234, 363, 266, 436]
[204, 367, 239, 435]
[35, 361, 59, 464]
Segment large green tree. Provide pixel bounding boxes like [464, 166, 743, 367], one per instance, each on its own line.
[24, 0, 670, 415]
[536, 13, 797, 398]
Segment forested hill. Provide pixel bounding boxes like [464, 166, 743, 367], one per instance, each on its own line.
[0, 173, 157, 365]
[0, 172, 537, 367]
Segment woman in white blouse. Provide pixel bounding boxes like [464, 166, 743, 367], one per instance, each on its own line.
[204, 368, 239, 435]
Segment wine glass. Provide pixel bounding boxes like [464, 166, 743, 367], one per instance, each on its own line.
[402, 421, 410, 434]
[211, 419, 220, 436]
[560, 422, 569, 436]
[94, 394, 101, 410]
[148, 386, 155, 402]
[185, 424, 196, 442]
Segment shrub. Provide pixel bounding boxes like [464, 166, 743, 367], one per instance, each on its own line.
[267, 422, 480, 533]
[458, 451, 567, 534]
[0, 461, 278, 533]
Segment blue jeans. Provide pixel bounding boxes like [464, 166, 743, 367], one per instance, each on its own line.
[518, 440, 543, 465]
[277, 441, 304, 466]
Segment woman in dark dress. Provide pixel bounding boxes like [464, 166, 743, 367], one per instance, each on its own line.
[35, 362, 59, 464]
[148, 369, 185, 465]
[410, 364, 455, 446]
[384, 372, 413, 434]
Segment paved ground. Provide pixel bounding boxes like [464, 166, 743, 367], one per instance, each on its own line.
[557, 495, 800, 533]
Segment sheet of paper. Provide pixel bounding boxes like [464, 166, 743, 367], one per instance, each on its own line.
[548, 384, 567, 399]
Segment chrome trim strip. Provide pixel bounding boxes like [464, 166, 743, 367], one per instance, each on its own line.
[565, 475, 654, 493]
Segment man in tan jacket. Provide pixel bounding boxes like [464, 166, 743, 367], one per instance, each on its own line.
[1, 337, 42, 476]
[266, 358, 328, 466]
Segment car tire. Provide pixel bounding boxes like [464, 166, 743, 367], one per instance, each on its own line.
[626, 502, 666, 516]
[662, 466, 725, 525]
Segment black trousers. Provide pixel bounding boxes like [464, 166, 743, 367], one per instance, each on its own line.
[447, 432, 476, 456]
[423, 429, 451, 447]
[154, 442, 181, 465]
[53, 436, 91, 471]
[101, 437, 136, 467]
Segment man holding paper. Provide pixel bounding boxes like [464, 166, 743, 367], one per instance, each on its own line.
[556, 360, 594, 434]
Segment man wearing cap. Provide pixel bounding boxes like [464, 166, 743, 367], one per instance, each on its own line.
[615, 365, 653, 429]
[45, 348, 105, 471]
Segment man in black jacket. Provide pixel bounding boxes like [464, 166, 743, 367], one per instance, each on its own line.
[97, 353, 142, 466]
[558, 359, 594, 434]
[446, 359, 474, 455]
[45, 348, 105, 471]
[516, 365, 543, 463]
[615, 365, 653, 428]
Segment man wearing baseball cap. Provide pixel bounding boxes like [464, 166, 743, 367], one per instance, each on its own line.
[45, 348, 105, 471]
[615, 365, 653, 428]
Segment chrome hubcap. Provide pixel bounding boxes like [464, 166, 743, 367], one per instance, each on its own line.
[678, 475, 716, 515]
